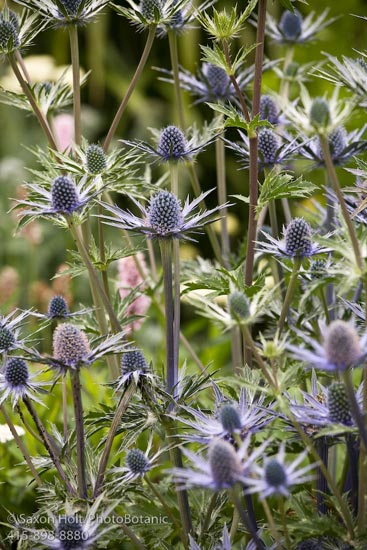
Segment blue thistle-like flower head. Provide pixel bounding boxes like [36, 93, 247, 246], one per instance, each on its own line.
[279, 10, 302, 41]
[51, 176, 80, 214]
[203, 64, 230, 99]
[148, 191, 183, 236]
[157, 125, 188, 161]
[318, 126, 347, 160]
[208, 439, 243, 489]
[0, 327, 15, 351]
[59, 0, 83, 16]
[126, 449, 150, 475]
[48, 295, 69, 319]
[285, 218, 312, 257]
[309, 97, 330, 129]
[228, 291, 250, 321]
[327, 382, 352, 425]
[258, 129, 281, 165]
[264, 459, 287, 488]
[53, 323, 90, 368]
[324, 321, 362, 371]
[140, 0, 163, 21]
[86, 144, 107, 174]
[0, 19, 19, 50]
[56, 516, 86, 549]
[219, 404, 242, 433]
[260, 95, 279, 124]
[310, 259, 327, 280]
[5, 358, 29, 388]
[121, 349, 148, 375]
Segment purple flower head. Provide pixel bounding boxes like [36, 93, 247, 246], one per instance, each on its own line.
[0, 357, 48, 408]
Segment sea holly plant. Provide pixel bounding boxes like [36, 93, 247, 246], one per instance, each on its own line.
[2, 1, 367, 549]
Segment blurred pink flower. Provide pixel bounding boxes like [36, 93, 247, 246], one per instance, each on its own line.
[117, 253, 151, 333]
[52, 113, 74, 151]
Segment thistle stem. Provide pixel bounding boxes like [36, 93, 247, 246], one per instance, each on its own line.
[159, 239, 176, 394]
[316, 436, 329, 515]
[262, 498, 281, 547]
[245, 0, 267, 287]
[200, 493, 218, 540]
[114, 515, 147, 550]
[319, 135, 363, 272]
[342, 369, 367, 449]
[228, 487, 264, 550]
[168, 30, 186, 128]
[70, 368, 87, 498]
[0, 404, 42, 487]
[145, 477, 185, 544]
[68, 25, 81, 146]
[93, 382, 136, 498]
[277, 256, 301, 335]
[67, 217, 122, 333]
[22, 396, 76, 495]
[279, 498, 291, 550]
[103, 25, 157, 152]
[8, 54, 58, 150]
[242, 326, 276, 388]
[215, 135, 230, 266]
[62, 374, 68, 446]
[170, 164, 181, 396]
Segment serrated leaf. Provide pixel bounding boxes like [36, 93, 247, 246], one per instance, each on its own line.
[257, 169, 317, 213]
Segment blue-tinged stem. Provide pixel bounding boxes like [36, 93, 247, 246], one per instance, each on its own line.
[229, 487, 265, 550]
[316, 436, 329, 515]
[345, 434, 359, 516]
[170, 164, 181, 394]
[103, 25, 157, 152]
[159, 239, 176, 394]
[70, 368, 87, 498]
[68, 25, 81, 146]
[278, 256, 301, 335]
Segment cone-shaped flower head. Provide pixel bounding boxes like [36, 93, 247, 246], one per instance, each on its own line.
[56, 516, 85, 549]
[318, 126, 347, 161]
[5, 358, 29, 389]
[260, 95, 279, 124]
[157, 125, 188, 161]
[147, 190, 183, 236]
[203, 64, 230, 99]
[228, 291, 250, 321]
[48, 295, 69, 319]
[60, 0, 82, 16]
[208, 439, 243, 489]
[285, 218, 312, 257]
[51, 176, 80, 214]
[140, 0, 163, 20]
[309, 98, 330, 129]
[258, 129, 281, 165]
[279, 10, 302, 41]
[126, 449, 150, 475]
[0, 327, 15, 351]
[264, 459, 287, 488]
[324, 321, 362, 371]
[86, 144, 107, 174]
[310, 259, 327, 280]
[327, 382, 352, 425]
[0, 19, 19, 49]
[53, 323, 90, 368]
[121, 349, 148, 375]
[219, 404, 242, 433]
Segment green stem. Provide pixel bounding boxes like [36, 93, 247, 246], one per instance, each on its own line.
[68, 25, 81, 146]
[98, 203, 112, 300]
[342, 369, 367, 449]
[93, 382, 136, 497]
[114, 515, 147, 550]
[0, 404, 42, 487]
[228, 487, 264, 550]
[22, 396, 76, 495]
[168, 30, 186, 128]
[229, 507, 239, 542]
[319, 135, 363, 272]
[67, 217, 122, 333]
[319, 287, 330, 324]
[277, 256, 301, 335]
[222, 41, 250, 124]
[159, 240, 176, 394]
[242, 326, 276, 387]
[8, 54, 58, 150]
[215, 135, 230, 265]
[262, 498, 281, 547]
[279, 498, 291, 550]
[170, 164, 181, 395]
[200, 493, 218, 540]
[70, 368, 87, 498]
[280, 45, 294, 100]
[103, 25, 157, 152]
[168, 437, 192, 545]
[145, 477, 186, 544]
